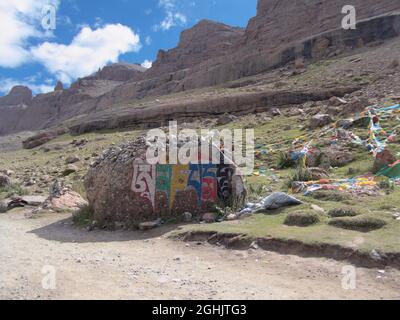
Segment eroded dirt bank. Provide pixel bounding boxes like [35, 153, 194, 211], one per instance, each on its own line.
[1, 210, 399, 300]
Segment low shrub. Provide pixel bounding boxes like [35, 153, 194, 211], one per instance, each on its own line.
[328, 215, 386, 232]
[277, 151, 295, 169]
[72, 205, 94, 227]
[286, 167, 314, 188]
[328, 207, 359, 218]
[378, 178, 395, 193]
[0, 183, 28, 198]
[247, 184, 265, 201]
[310, 190, 351, 202]
[284, 211, 320, 227]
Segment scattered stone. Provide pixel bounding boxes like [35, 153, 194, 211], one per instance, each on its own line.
[138, 219, 162, 231]
[290, 68, 306, 76]
[0, 201, 8, 213]
[305, 148, 322, 167]
[183, 212, 193, 222]
[202, 212, 217, 223]
[370, 249, 382, 262]
[341, 98, 370, 115]
[21, 195, 47, 206]
[309, 114, 333, 129]
[303, 101, 316, 109]
[216, 113, 236, 125]
[322, 147, 354, 167]
[389, 58, 399, 69]
[3, 195, 46, 211]
[71, 139, 88, 147]
[326, 106, 342, 115]
[65, 155, 80, 164]
[311, 204, 325, 213]
[373, 150, 396, 173]
[114, 222, 126, 230]
[336, 119, 353, 129]
[329, 96, 347, 106]
[6, 198, 28, 210]
[25, 179, 36, 186]
[45, 190, 88, 212]
[274, 81, 287, 88]
[250, 241, 259, 250]
[226, 214, 238, 221]
[389, 95, 400, 103]
[2, 169, 14, 177]
[270, 108, 283, 117]
[49, 180, 68, 198]
[294, 58, 305, 69]
[22, 128, 68, 149]
[0, 175, 11, 188]
[307, 167, 329, 180]
[288, 108, 305, 117]
[63, 164, 78, 176]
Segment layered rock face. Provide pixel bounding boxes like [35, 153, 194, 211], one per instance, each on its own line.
[95, 0, 400, 108]
[0, 63, 146, 135]
[86, 63, 146, 82]
[168, 0, 400, 93]
[244, 0, 400, 50]
[0, 86, 32, 107]
[148, 20, 244, 77]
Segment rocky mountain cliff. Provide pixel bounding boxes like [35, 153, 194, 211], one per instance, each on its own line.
[148, 20, 244, 76]
[0, 86, 32, 107]
[0, 63, 147, 134]
[1, 0, 399, 136]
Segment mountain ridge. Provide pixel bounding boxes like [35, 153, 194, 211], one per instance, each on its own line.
[1, 0, 400, 136]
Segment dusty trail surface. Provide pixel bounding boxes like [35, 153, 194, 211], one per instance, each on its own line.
[1, 210, 399, 300]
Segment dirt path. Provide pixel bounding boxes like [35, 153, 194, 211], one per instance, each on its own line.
[1, 210, 399, 300]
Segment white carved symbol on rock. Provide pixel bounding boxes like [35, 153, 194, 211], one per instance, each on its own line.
[131, 164, 156, 208]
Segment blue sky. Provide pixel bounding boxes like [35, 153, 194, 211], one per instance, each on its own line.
[0, 0, 257, 96]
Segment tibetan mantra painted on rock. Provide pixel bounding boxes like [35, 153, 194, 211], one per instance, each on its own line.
[131, 163, 235, 214]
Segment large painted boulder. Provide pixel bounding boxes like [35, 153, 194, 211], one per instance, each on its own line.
[84, 137, 246, 228]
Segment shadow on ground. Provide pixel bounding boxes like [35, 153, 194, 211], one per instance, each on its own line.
[29, 215, 187, 244]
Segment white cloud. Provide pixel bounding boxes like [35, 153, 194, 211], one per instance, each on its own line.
[154, 0, 187, 31]
[0, 77, 54, 95]
[145, 36, 152, 45]
[31, 24, 142, 84]
[141, 60, 153, 69]
[0, 0, 59, 68]
[94, 17, 104, 28]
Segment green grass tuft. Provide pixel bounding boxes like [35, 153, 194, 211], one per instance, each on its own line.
[328, 207, 359, 218]
[0, 183, 28, 199]
[328, 215, 387, 232]
[72, 205, 94, 227]
[284, 211, 321, 227]
[310, 190, 351, 202]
